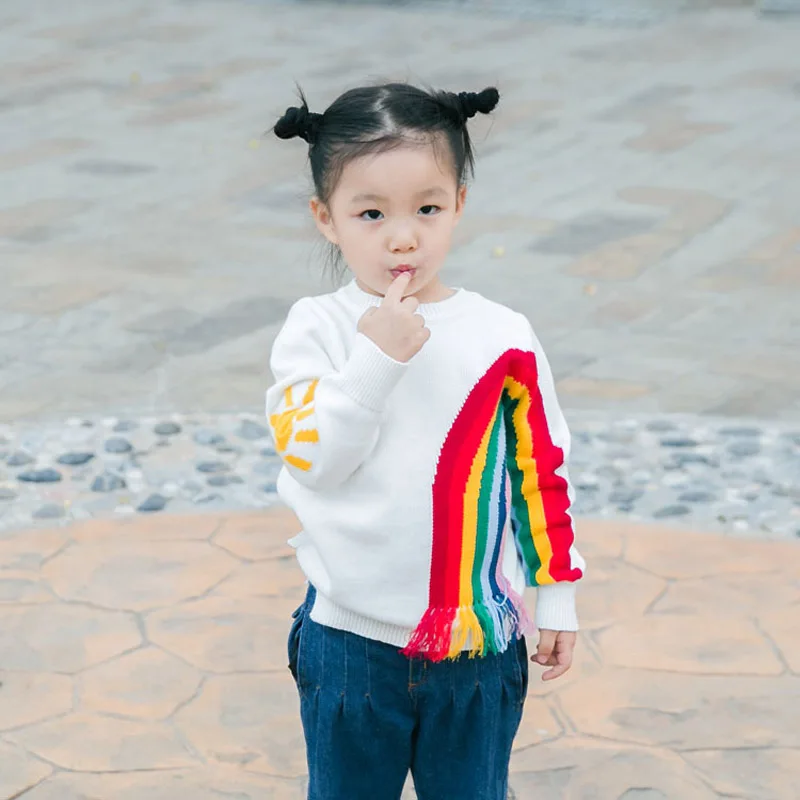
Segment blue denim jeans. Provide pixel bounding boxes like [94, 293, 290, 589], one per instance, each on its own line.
[288, 585, 528, 800]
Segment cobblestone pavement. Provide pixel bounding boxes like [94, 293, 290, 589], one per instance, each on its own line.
[0, 507, 798, 799]
[2, 0, 800, 424]
[2, 410, 800, 538]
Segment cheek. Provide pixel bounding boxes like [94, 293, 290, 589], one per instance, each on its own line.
[338, 222, 375, 257]
[330, 218, 354, 247]
[432, 219, 456, 248]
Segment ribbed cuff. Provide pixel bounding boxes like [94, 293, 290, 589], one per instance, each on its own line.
[535, 582, 579, 631]
[337, 333, 409, 412]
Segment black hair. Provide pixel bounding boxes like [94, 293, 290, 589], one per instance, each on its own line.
[273, 82, 500, 205]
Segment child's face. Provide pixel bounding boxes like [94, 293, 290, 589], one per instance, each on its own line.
[311, 140, 466, 303]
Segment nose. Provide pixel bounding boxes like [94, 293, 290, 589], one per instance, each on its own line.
[388, 220, 418, 254]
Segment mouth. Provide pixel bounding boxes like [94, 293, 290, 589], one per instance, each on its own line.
[390, 266, 417, 279]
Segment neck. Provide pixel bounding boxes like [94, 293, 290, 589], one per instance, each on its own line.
[414, 279, 456, 303]
[356, 277, 455, 304]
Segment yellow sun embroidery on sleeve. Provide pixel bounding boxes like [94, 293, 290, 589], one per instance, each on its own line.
[269, 380, 319, 471]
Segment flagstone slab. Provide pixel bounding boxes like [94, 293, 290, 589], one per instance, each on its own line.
[758, 606, 800, 673]
[512, 697, 564, 750]
[573, 555, 665, 630]
[0, 571, 54, 604]
[623, 527, 800, 580]
[594, 613, 785, 675]
[6, 712, 198, 771]
[41, 538, 238, 611]
[0, 529, 70, 572]
[0, 603, 141, 673]
[683, 747, 800, 800]
[14, 767, 305, 800]
[77, 647, 203, 719]
[554, 669, 800, 750]
[0, 740, 52, 799]
[211, 558, 307, 602]
[69, 513, 225, 543]
[0, 671, 73, 731]
[147, 594, 293, 673]
[212, 508, 298, 561]
[651, 572, 800, 618]
[174, 672, 306, 778]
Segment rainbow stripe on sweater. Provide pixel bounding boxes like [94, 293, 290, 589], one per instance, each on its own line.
[401, 349, 582, 662]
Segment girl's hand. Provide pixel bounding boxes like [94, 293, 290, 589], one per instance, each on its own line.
[533, 629, 576, 681]
[357, 272, 430, 363]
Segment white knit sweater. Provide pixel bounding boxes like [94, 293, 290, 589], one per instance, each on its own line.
[266, 280, 585, 661]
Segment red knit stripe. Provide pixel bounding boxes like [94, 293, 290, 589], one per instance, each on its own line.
[507, 353, 581, 582]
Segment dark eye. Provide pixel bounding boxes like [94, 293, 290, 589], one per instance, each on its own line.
[419, 205, 441, 216]
[360, 209, 383, 221]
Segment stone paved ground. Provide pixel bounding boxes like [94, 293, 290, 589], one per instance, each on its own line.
[1, 0, 800, 422]
[0, 507, 798, 799]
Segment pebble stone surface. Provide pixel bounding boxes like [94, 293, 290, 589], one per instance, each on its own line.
[1, 411, 798, 539]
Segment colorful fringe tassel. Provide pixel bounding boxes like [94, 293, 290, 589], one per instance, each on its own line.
[401, 592, 533, 662]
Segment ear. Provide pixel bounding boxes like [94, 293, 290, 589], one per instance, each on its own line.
[454, 184, 467, 223]
[310, 197, 338, 245]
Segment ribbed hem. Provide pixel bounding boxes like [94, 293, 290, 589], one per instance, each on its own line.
[310, 591, 414, 649]
[535, 582, 579, 631]
[337, 333, 409, 412]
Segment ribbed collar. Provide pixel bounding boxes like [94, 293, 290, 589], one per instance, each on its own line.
[340, 279, 473, 321]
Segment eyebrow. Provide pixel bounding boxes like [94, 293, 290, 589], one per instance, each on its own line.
[350, 187, 450, 204]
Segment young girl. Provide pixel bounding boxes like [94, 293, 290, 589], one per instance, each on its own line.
[266, 82, 585, 800]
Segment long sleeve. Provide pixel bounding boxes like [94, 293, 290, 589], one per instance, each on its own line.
[504, 318, 585, 632]
[266, 299, 409, 491]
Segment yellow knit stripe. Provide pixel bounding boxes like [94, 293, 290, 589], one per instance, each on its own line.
[294, 429, 319, 444]
[504, 376, 553, 584]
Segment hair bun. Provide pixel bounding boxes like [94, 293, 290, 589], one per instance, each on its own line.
[274, 104, 322, 144]
[456, 87, 500, 121]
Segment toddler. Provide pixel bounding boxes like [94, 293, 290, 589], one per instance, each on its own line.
[266, 82, 585, 800]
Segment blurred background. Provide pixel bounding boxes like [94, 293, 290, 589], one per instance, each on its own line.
[2, 0, 799, 423]
[1, 1, 799, 798]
